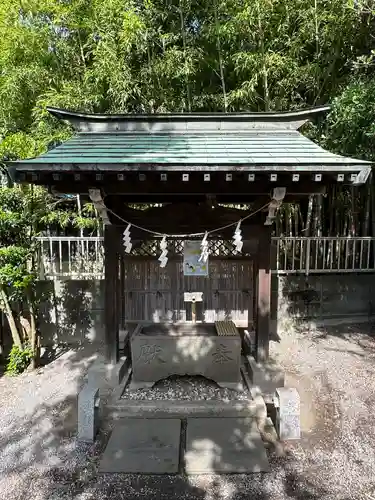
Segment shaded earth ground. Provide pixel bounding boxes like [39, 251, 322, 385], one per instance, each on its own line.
[1, 323, 375, 500]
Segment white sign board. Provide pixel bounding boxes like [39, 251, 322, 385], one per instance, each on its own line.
[183, 240, 208, 277]
[183, 292, 203, 302]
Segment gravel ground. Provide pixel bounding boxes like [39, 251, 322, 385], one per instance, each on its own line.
[1, 323, 375, 500]
[121, 375, 251, 401]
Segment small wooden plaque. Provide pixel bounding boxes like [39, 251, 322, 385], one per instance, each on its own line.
[184, 292, 203, 302]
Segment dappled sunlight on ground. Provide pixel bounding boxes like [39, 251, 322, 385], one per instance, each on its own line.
[1, 323, 375, 498]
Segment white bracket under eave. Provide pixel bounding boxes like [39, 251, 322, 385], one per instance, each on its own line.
[264, 187, 286, 226]
[88, 188, 110, 225]
[352, 167, 372, 186]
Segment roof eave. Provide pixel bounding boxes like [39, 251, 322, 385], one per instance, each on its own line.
[8, 161, 371, 171]
[46, 105, 331, 123]
[46, 105, 332, 133]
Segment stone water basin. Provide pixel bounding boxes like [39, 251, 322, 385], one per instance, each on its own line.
[130, 322, 241, 390]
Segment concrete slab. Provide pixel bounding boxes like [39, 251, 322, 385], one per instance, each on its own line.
[185, 418, 269, 474]
[99, 419, 181, 474]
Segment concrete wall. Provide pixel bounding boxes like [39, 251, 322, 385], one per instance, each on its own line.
[38, 280, 106, 347]
[272, 273, 375, 334]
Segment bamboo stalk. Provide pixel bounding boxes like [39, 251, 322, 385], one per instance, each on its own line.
[363, 175, 371, 236]
[213, 0, 228, 111]
[256, 0, 269, 110]
[305, 196, 314, 236]
[179, 1, 192, 112]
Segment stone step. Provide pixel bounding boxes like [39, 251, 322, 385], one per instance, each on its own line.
[99, 417, 270, 474]
[185, 417, 269, 474]
[100, 418, 181, 474]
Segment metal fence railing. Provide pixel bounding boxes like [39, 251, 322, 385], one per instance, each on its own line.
[273, 236, 375, 274]
[36, 236, 105, 279]
[35, 236, 375, 279]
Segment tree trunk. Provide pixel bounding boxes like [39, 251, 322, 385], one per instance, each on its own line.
[28, 297, 39, 370]
[0, 286, 23, 348]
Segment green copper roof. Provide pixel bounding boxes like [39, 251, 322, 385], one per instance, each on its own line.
[9, 130, 371, 171]
[7, 106, 371, 176]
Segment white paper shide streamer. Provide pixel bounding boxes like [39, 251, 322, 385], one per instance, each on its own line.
[158, 235, 168, 268]
[199, 231, 209, 262]
[123, 224, 132, 253]
[232, 220, 243, 253]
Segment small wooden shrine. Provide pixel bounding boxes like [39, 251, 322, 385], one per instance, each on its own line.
[8, 106, 372, 367]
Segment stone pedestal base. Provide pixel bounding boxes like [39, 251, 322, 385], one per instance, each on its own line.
[275, 387, 301, 440]
[86, 355, 129, 393]
[247, 355, 285, 395]
[78, 385, 100, 443]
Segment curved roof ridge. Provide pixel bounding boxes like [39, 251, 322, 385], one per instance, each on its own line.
[47, 105, 330, 123]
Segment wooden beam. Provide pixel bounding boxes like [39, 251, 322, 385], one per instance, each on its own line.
[105, 199, 269, 231]
[104, 225, 120, 363]
[50, 175, 328, 196]
[264, 187, 286, 226]
[88, 188, 110, 225]
[254, 227, 272, 362]
[93, 193, 319, 204]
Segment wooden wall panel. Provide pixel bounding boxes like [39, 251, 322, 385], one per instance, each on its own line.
[122, 259, 253, 327]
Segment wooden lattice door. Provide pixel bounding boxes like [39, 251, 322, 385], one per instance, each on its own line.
[122, 239, 253, 326]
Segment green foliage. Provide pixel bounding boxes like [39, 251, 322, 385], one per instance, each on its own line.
[6, 344, 33, 375]
[0, 0, 374, 130]
[309, 79, 375, 161]
[0, 257, 35, 305]
[0, 183, 98, 358]
[0, 184, 98, 300]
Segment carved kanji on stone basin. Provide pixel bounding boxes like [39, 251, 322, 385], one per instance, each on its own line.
[212, 343, 234, 364]
[136, 344, 166, 364]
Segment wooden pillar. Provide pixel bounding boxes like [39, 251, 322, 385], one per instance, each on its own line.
[104, 225, 120, 363]
[119, 254, 126, 329]
[255, 227, 272, 362]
